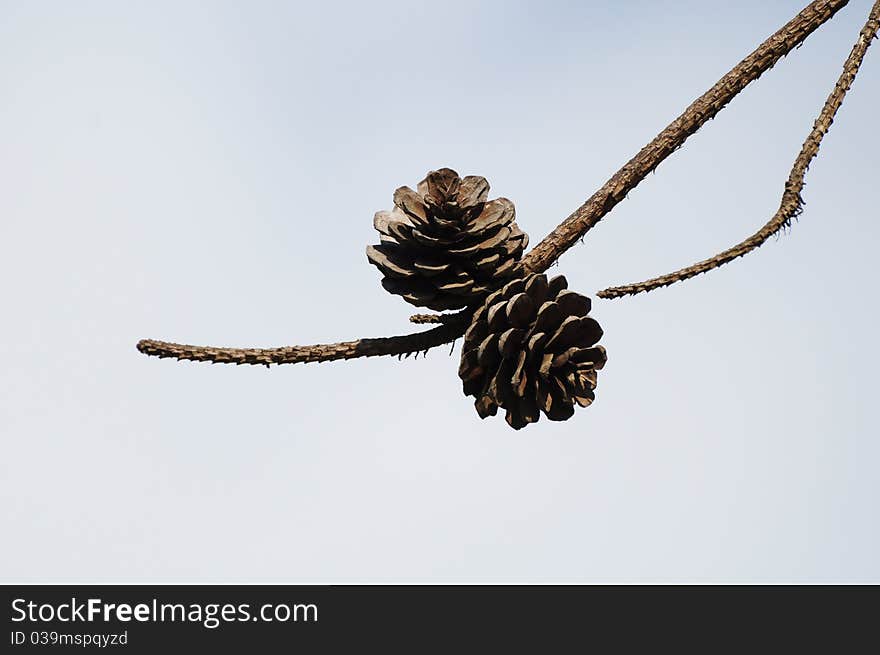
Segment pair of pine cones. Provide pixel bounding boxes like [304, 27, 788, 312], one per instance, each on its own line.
[367, 168, 606, 430]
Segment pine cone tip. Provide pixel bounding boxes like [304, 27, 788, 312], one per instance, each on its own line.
[367, 168, 529, 311]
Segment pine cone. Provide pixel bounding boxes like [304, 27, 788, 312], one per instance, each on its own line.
[366, 168, 529, 311]
[458, 273, 606, 430]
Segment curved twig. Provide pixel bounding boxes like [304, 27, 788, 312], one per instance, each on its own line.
[136, 311, 471, 366]
[138, 0, 851, 366]
[599, 0, 880, 299]
[522, 0, 850, 274]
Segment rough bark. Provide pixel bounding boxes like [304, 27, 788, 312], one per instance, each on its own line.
[409, 313, 454, 324]
[136, 311, 470, 366]
[599, 0, 880, 298]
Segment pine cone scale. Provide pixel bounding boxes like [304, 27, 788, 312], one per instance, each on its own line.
[392, 187, 431, 225]
[365, 244, 416, 278]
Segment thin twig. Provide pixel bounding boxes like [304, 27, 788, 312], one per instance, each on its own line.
[137, 0, 850, 366]
[599, 0, 880, 299]
[522, 0, 850, 274]
[409, 314, 447, 324]
[136, 311, 471, 366]
[408, 313, 472, 324]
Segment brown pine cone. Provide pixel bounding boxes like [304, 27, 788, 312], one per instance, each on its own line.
[458, 273, 606, 430]
[366, 168, 529, 311]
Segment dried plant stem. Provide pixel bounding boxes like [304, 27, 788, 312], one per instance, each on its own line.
[136, 312, 470, 366]
[409, 313, 453, 324]
[137, 0, 852, 366]
[522, 0, 850, 274]
[599, 0, 880, 299]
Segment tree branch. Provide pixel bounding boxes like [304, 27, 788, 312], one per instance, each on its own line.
[137, 0, 852, 366]
[136, 311, 471, 366]
[599, 0, 880, 299]
[522, 0, 850, 274]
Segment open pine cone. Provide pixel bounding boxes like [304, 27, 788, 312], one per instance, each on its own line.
[458, 273, 606, 430]
[366, 168, 529, 311]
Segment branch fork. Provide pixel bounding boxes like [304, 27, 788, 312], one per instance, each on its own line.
[137, 0, 876, 368]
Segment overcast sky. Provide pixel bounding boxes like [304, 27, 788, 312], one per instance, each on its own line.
[1, 0, 878, 582]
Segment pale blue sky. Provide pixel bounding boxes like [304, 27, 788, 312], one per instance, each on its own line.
[1, 1, 877, 582]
